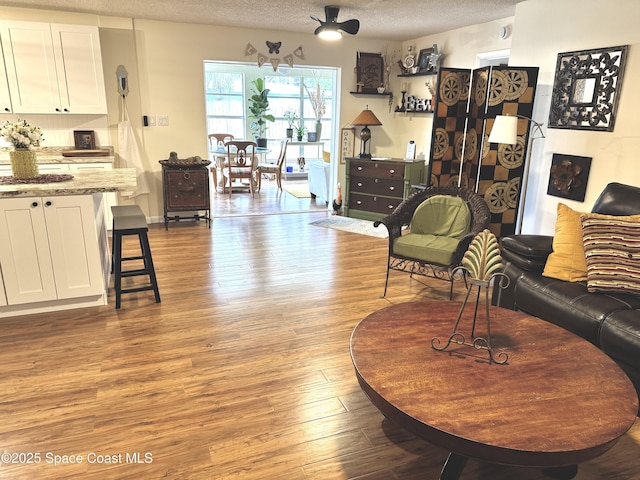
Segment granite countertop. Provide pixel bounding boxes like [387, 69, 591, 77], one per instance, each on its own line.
[0, 146, 115, 164]
[0, 168, 136, 197]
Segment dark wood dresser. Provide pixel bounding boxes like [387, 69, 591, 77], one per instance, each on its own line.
[160, 160, 211, 229]
[344, 157, 425, 220]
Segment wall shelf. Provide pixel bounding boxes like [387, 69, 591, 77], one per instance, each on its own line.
[349, 91, 391, 96]
[395, 109, 433, 114]
[398, 71, 437, 77]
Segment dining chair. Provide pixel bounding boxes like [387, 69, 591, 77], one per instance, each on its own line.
[208, 133, 234, 192]
[257, 138, 288, 192]
[222, 140, 258, 197]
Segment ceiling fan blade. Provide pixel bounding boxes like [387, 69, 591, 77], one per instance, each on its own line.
[314, 25, 326, 35]
[337, 19, 360, 35]
[310, 14, 321, 23]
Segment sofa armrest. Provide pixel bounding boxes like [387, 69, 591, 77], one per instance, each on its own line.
[501, 234, 553, 273]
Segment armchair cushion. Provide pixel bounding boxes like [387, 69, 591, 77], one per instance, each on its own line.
[542, 203, 588, 282]
[410, 195, 471, 237]
[394, 234, 462, 265]
[394, 195, 471, 266]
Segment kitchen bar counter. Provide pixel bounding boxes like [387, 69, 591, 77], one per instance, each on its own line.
[0, 167, 137, 317]
[0, 168, 136, 197]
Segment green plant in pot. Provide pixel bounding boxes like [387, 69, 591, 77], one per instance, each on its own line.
[294, 121, 306, 141]
[248, 77, 275, 148]
[283, 108, 297, 139]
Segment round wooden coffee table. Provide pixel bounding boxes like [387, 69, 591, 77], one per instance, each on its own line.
[350, 301, 638, 479]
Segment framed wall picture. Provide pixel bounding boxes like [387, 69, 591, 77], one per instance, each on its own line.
[548, 45, 628, 131]
[417, 46, 435, 72]
[356, 52, 384, 93]
[547, 153, 592, 201]
[340, 127, 355, 164]
[74, 130, 96, 150]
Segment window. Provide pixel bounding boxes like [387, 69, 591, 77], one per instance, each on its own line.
[203, 70, 245, 138]
[203, 62, 336, 164]
[265, 75, 333, 142]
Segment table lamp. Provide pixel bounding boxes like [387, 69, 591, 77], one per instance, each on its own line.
[351, 106, 382, 158]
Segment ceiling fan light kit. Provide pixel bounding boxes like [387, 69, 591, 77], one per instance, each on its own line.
[311, 5, 360, 40]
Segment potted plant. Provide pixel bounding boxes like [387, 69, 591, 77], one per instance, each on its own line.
[248, 77, 275, 148]
[283, 109, 298, 139]
[294, 122, 306, 142]
[0, 119, 43, 179]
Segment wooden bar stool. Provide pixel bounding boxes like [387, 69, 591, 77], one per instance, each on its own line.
[111, 205, 161, 309]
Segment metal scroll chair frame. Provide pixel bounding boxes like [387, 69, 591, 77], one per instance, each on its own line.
[374, 185, 491, 299]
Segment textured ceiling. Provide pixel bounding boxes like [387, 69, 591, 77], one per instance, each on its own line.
[0, 0, 522, 40]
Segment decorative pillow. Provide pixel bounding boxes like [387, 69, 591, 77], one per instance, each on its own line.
[580, 212, 640, 294]
[542, 203, 588, 282]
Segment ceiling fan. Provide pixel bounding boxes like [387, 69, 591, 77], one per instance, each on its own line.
[311, 5, 360, 40]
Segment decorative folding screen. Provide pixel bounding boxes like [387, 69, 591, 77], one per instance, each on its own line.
[428, 66, 539, 238]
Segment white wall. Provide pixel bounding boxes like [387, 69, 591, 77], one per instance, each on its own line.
[395, 17, 515, 163]
[508, 0, 640, 234]
[117, 19, 402, 219]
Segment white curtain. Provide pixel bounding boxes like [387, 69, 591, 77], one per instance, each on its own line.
[117, 96, 150, 198]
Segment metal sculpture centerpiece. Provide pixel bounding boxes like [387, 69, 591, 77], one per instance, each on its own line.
[431, 229, 509, 364]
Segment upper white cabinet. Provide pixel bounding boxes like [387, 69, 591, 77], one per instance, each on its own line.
[0, 21, 107, 114]
[0, 52, 12, 114]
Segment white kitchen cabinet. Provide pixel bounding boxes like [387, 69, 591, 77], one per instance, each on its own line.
[0, 194, 105, 305]
[0, 52, 12, 114]
[0, 21, 107, 114]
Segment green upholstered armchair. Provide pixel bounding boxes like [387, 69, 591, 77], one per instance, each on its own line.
[374, 185, 491, 298]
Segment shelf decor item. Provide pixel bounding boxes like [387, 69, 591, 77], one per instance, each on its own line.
[356, 52, 384, 93]
[74, 130, 96, 150]
[1, 119, 43, 179]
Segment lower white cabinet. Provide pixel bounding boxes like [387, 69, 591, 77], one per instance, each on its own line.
[0, 194, 105, 305]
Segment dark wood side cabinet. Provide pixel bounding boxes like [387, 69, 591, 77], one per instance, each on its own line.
[160, 160, 211, 229]
[344, 157, 425, 220]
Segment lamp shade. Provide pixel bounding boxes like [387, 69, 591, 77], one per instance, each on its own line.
[488, 115, 518, 145]
[352, 108, 382, 126]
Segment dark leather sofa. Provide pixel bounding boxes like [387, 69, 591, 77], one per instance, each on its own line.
[492, 182, 640, 408]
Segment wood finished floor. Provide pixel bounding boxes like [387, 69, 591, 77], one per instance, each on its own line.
[0, 180, 638, 479]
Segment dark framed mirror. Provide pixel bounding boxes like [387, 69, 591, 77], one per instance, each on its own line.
[548, 45, 628, 132]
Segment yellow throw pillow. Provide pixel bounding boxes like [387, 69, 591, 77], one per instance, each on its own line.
[542, 203, 588, 282]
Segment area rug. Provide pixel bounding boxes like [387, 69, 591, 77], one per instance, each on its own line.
[310, 215, 388, 238]
[284, 185, 311, 198]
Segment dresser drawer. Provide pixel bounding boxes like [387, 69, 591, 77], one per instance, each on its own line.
[350, 175, 404, 198]
[349, 160, 405, 179]
[349, 192, 403, 215]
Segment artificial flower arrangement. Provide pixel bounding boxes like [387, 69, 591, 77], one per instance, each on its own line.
[0, 119, 43, 149]
[304, 82, 327, 121]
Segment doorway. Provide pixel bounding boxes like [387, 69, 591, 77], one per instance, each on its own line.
[203, 62, 339, 217]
